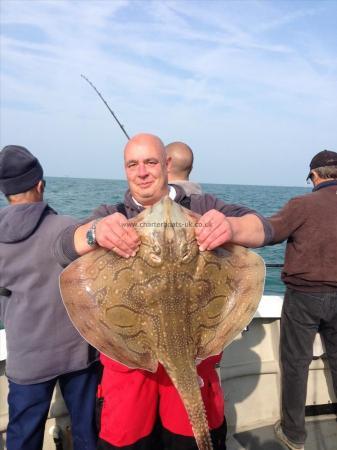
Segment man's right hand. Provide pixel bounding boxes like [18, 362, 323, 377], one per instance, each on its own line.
[95, 213, 140, 257]
[74, 213, 140, 258]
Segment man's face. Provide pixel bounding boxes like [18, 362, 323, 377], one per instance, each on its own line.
[124, 138, 169, 206]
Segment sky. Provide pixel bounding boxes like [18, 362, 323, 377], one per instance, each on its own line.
[1, 0, 337, 187]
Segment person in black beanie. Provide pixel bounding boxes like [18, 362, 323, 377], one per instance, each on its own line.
[0, 145, 44, 195]
[0, 145, 99, 450]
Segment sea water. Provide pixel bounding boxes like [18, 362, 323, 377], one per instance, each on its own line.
[0, 177, 311, 295]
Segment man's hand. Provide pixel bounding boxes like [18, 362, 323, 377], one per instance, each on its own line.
[74, 213, 140, 258]
[95, 213, 140, 257]
[195, 210, 265, 250]
[195, 209, 233, 251]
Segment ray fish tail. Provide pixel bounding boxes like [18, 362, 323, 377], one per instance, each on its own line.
[163, 362, 214, 450]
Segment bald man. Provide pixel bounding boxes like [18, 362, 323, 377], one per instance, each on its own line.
[56, 133, 273, 450]
[166, 141, 202, 195]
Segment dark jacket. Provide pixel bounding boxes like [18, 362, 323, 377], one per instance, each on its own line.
[0, 202, 96, 384]
[268, 181, 337, 292]
[55, 185, 273, 266]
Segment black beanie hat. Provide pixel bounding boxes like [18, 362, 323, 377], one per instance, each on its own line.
[0, 145, 43, 195]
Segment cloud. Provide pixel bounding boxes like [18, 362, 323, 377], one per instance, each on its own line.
[1, 0, 336, 186]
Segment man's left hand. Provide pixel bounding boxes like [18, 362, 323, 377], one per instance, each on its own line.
[195, 209, 233, 251]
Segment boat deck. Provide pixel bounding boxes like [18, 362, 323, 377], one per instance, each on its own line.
[233, 416, 337, 449]
[2, 301, 337, 450]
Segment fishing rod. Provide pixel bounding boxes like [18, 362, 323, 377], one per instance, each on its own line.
[81, 74, 130, 140]
[81, 75, 286, 269]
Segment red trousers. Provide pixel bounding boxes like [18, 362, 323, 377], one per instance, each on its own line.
[97, 354, 224, 447]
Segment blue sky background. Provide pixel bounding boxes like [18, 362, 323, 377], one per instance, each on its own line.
[1, 0, 336, 186]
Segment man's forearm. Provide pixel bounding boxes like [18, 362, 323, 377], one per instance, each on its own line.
[226, 214, 265, 247]
[74, 221, 97, 255]
[53, 223, 82, 267]
[74, 213, 140, 258]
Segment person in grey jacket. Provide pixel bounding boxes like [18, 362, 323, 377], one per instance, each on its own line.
[0, 145, 99, 450]
[56, 133, 273, 450]
[166, 141, 203, 195]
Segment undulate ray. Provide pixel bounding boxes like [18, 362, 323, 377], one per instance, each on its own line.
[60, 197, 265, 450]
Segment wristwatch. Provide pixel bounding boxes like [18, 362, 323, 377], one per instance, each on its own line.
[86, 219, 101, 247]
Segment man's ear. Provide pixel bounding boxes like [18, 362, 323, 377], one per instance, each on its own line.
[166, 156, 172, 173]
[310, 170, 324, 187]
[310, 170, 318, 181]
[36, 180, 45, 195]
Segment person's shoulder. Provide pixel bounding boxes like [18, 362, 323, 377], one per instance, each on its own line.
[92, 203, 119, 217]
[286, 191, 316, 207]
[186, 181, 202, 194]
[172, 180, 202, 195]
[43, 209, 77, 232]
[192, 192, 216, 201]
[271, 193, 313, 219]
[52, 214, 77, 225]
[190, 192, 220, 213]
